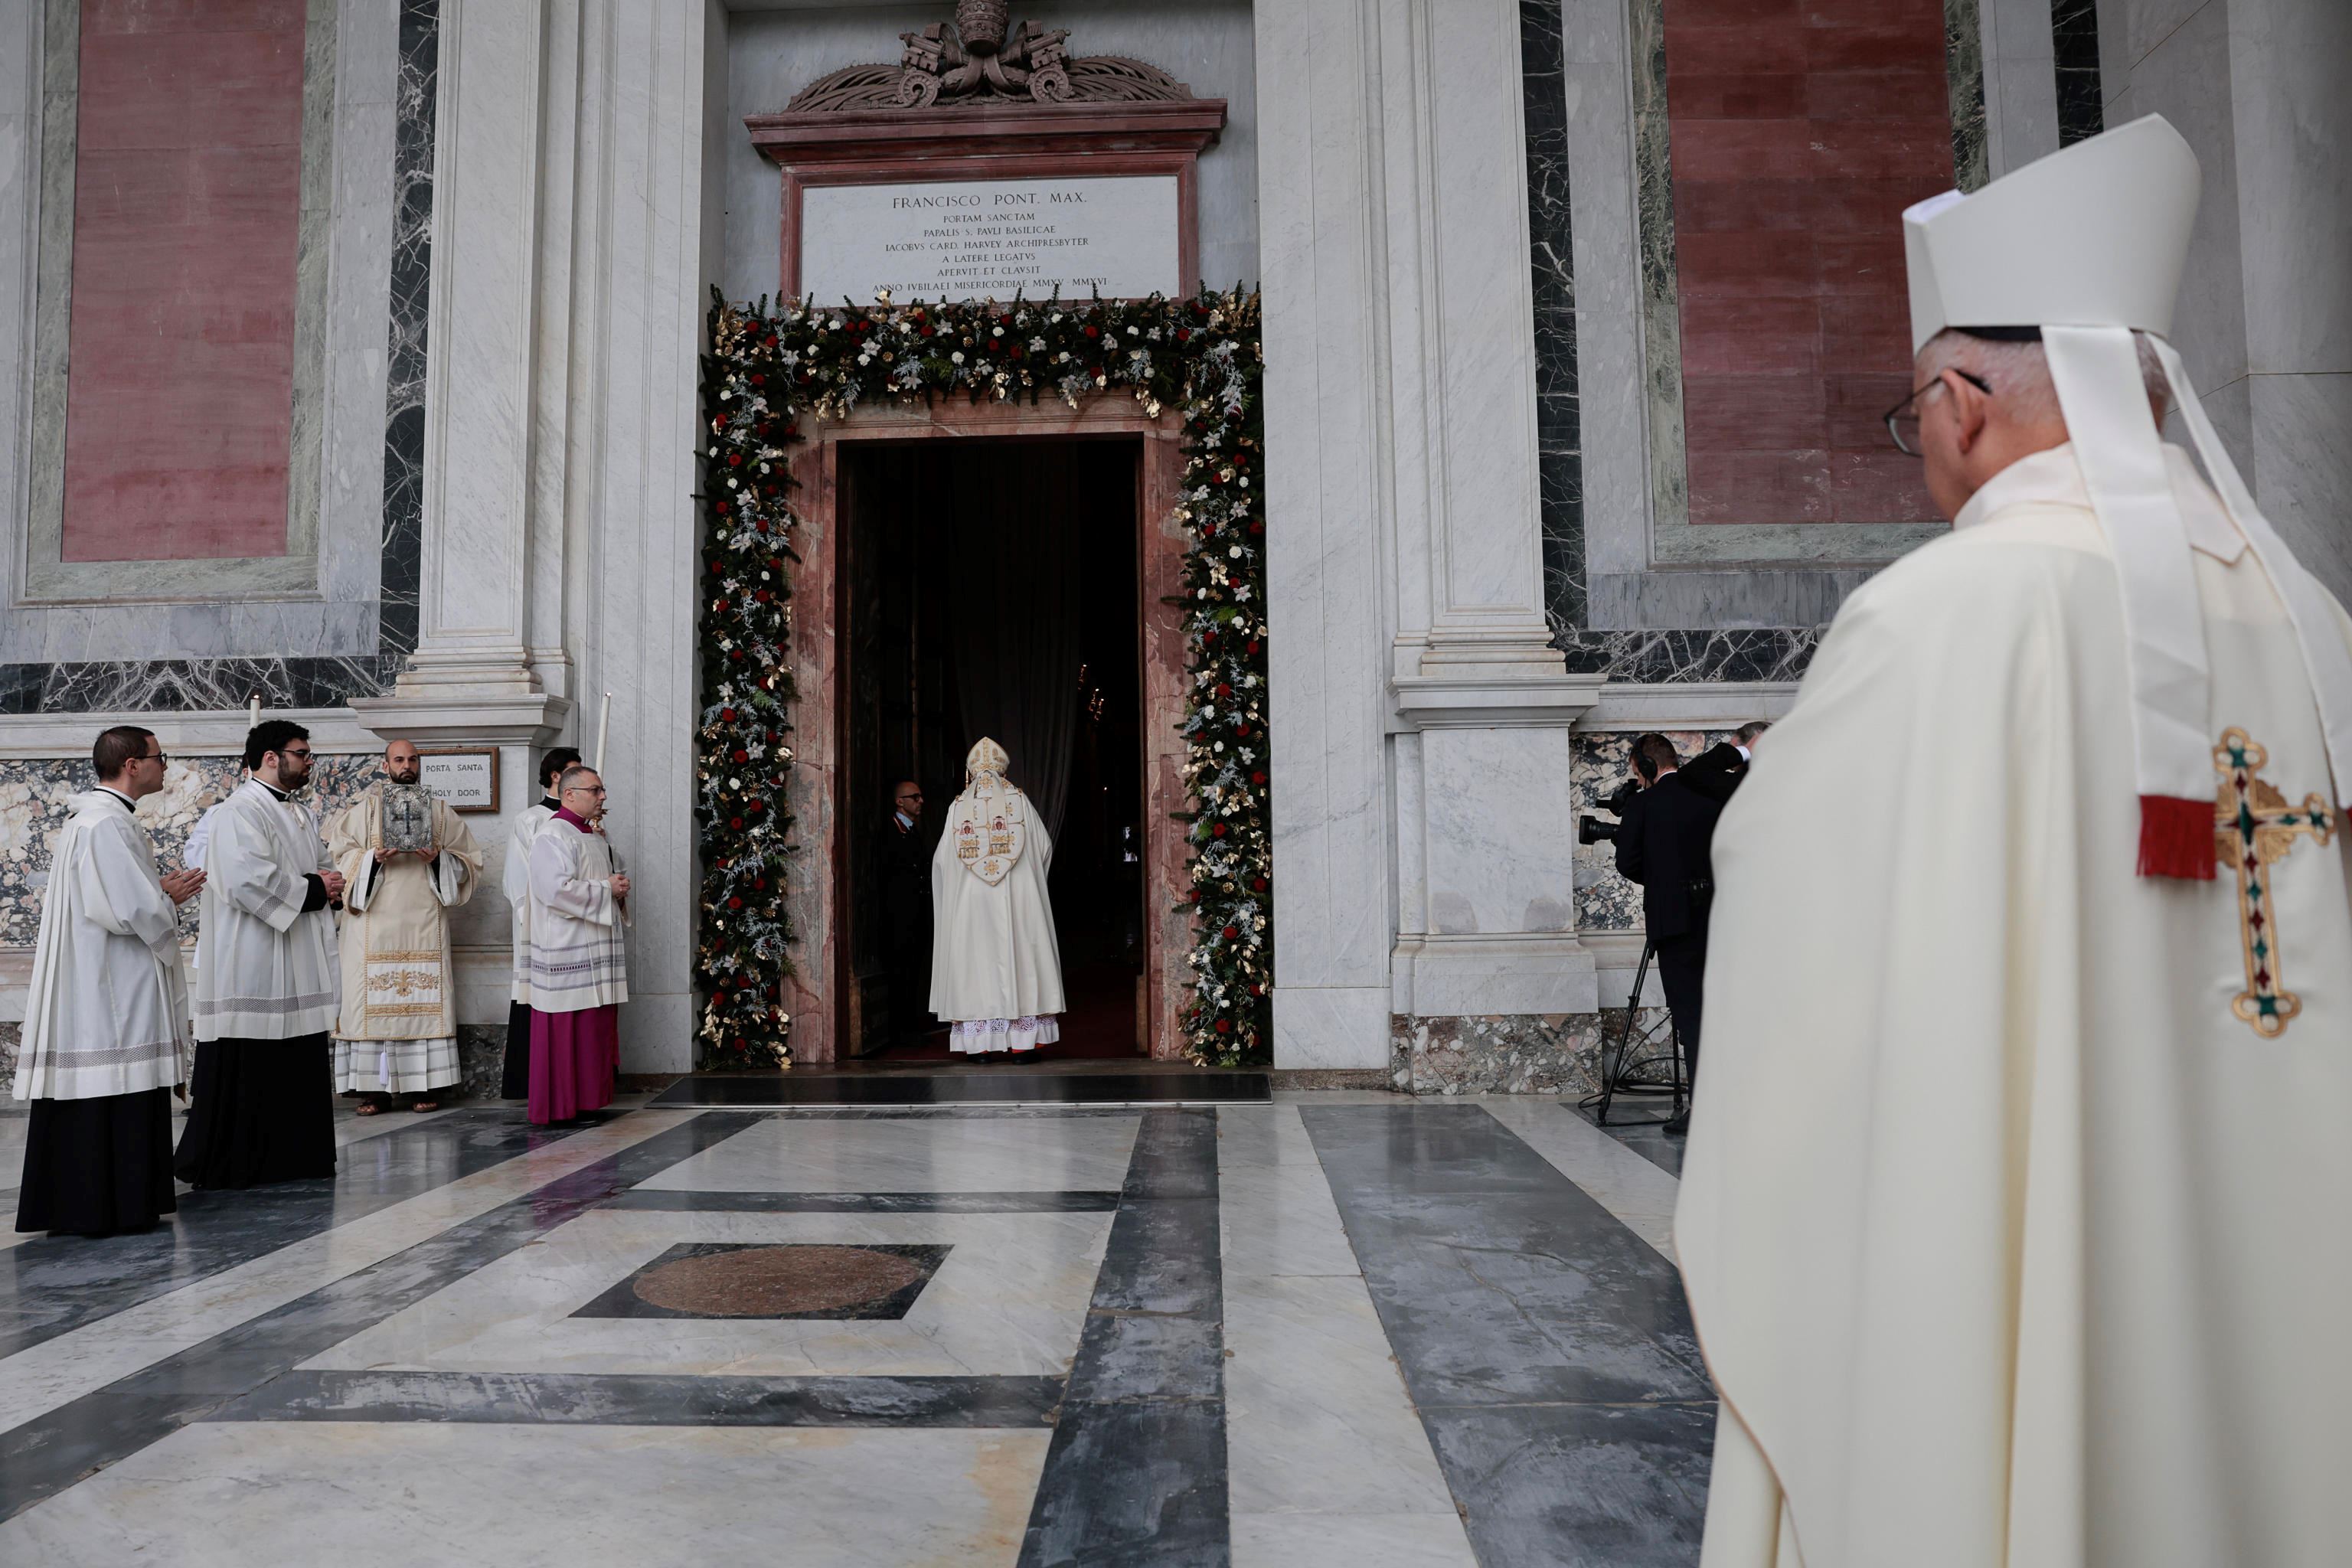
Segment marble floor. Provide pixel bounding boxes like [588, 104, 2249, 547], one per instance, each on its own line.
[0, 1091, 1710, 1566]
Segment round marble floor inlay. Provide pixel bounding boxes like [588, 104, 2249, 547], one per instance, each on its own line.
[630, 1245, 927, 1317]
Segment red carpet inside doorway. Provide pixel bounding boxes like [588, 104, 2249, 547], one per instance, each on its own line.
[864, 962, 1142, 1063]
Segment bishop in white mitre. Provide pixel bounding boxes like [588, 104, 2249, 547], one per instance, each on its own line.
[175, 721, 347, 1190]
[14, 727, 202, 1236]
[930, 737, 1066, 1055]
[325, 740, 482, 1113]
[1680, 117, 2352, 1568]
[501, 746, 579, 1100]
[521, 763, 629, 1125]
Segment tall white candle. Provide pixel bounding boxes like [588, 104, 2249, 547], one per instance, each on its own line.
[594, 691, 612, 772]
[247, 694, 261, 730]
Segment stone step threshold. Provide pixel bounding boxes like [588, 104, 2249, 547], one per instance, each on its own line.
[648, 1068, 1271, 1109]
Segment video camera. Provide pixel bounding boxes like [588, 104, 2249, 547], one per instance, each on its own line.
[1576, 778, 1643, 845]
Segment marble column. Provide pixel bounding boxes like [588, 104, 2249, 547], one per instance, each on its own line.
[394, 0, 555, 710]
[1258, 0, 1398, 1069]
[1380, 0, 1598, 1030]
[2096, 0, 2352, 607]
[352, 0, 570, 1018]
[568, 0, 710, 1073]
[2224, 0, 2352, 603]
[1978, 0, 2063, 178]
[1260, 0, 1596, 1072]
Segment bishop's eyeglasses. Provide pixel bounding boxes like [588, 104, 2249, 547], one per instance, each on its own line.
[1883, 368, 1992, 456]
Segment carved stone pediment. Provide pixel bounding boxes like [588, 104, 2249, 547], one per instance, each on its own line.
[788, 8, 1195, 112]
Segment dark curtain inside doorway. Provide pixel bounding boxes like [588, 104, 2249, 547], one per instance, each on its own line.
[841, 438, 1145, 1060]
[947, 457, 1080, 840]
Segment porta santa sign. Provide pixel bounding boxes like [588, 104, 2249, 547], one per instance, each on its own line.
[799, 175, 1181, 302]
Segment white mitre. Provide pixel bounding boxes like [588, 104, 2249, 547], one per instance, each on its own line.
[949, 736, 1028, 887]
[1904, 114, 2352, 875]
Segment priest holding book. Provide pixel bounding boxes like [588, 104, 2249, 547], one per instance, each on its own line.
[327, 739, 483, 1115]
[13, 727, 204, 1236]
[175, 720, 346, 1189]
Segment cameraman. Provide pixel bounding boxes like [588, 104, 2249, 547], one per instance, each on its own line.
[1612, 726, 1764, 1132]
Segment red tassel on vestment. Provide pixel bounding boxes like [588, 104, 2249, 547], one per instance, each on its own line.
[2138, 794, 2216, 880]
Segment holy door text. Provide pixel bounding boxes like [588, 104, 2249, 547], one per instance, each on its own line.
[799, 176, 1181, 302]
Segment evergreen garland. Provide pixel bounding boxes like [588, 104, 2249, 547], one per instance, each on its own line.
[696, 286, 1269, 1069]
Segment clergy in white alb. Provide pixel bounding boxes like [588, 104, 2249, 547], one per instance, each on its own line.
[326, 740, 482, 1112]
[501, 746, 578, 1100]
[1679, 116, 2352, 1568]
[14, 727, 203, 1236]
[930, 737, 1066, 1054]
[521, 764, 629, 1124]
[175, 720, 347, 1190]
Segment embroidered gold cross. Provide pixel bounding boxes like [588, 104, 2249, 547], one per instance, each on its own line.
[2213, 728, 2335, 1037]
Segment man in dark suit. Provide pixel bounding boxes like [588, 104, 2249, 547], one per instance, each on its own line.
[879, 780, 932, 1049]
[1614, 724, 1767, 1132]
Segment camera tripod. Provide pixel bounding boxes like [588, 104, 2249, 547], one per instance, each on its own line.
[1580, 937, 1687, 1127]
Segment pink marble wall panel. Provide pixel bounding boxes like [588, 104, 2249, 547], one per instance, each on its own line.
[59, 0, 309, 562]
[1664, 0, 1950, 526]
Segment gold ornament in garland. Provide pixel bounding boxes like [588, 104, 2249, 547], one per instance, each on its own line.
[697, 286, 1269, 1069]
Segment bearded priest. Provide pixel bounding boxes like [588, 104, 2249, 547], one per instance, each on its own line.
[14, 727, 203, 1236]
[175, 720, 347, 1189]
[1679, 116, 2352, 1568]
[327, 739, 483, 1114]
[930, 737, 1066, 1057]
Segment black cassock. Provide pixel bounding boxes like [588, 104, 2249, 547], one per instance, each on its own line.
[877, 818, 933, 1048]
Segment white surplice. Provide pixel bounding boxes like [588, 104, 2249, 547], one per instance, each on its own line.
[15, 790, 192, 1101]
[522, 816, 629, 1013]
[504, 800, 557, 1006]
[1679, 446, 2352, 1568]
[190, 779, 340, 1041]
[325, 789, 482, 1093]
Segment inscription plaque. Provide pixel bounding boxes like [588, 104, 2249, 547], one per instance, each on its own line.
[799, 175, 1181, 302]
[417, 749, 499, 813]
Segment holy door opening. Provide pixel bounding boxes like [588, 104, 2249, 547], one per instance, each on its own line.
[840, 437, 1146, 1061]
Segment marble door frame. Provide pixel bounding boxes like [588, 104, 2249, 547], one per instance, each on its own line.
[783, 399, 1193, 1065]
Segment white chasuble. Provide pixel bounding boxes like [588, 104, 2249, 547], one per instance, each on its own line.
[326, 790, 482, 1093]
[1678, 448, 2352, 1568]
[15, 792, 192, 1101]
[523, 818, 629, 1013]
[929, 740, 1066, 1033]
[503, 801, 557, 1005]
[191, 779, 340, 1041]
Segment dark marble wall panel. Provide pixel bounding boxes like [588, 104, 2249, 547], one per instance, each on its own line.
[1522, 0, 1587, 639]
[1, 0, 439, 714]
[1556, 626, 1819, 682]
[2050, 0, 2103, 148]
[376, 0, 437, 671]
